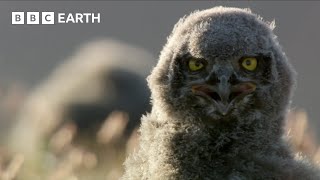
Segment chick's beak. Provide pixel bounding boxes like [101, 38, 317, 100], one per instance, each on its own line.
[191, 82, 256, 115]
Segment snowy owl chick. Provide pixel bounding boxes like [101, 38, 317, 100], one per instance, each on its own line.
[122, 7, 320, 180]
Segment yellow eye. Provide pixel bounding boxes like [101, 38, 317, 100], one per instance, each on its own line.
[241, 57, 257, 71]
[188, 58, 205, 71]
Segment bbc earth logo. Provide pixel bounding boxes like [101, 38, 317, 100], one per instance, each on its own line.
[12, 12, 101, 24]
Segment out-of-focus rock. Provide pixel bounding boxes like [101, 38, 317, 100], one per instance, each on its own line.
[8, 38, 155, 158]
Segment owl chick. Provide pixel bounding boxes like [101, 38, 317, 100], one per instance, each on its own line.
[122, 7, 320, 180]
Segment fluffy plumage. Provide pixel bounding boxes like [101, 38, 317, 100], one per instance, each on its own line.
[122, 7, 320, 179]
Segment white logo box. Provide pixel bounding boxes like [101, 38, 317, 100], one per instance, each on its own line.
[12, 12, 55, 25]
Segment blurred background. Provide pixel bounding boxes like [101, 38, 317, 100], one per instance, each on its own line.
[0, 1, 319, 180]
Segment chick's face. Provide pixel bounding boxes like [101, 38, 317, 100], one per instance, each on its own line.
[168, 50, 277, 124]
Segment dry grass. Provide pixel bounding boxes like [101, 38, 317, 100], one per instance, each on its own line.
[2, 114, 138, 179]
[286, 110, 320, 165]
[0, 83, 138, 180]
